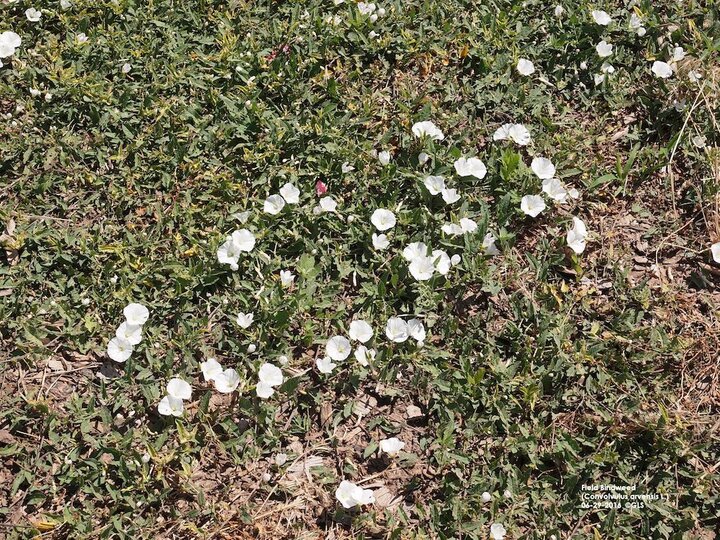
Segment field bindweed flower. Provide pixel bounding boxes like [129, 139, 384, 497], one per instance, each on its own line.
[372, 233, 389, 250]
[385, 317, 409, 342]
[672, 46, 685, 62]
[379, 437, 405, 457]
[516, 58, 535, 76]
[441, 223, 464, 236]
[407, 319, 425, 342]
[349, 320, 373, 343]
[371, 209, 396, 231]
[264, 194, 286, 215]
[441, 188, 460, 204]
[554, 5, 564, 16]
[76, 33, 88, 44]
[201, 358, 223, 382]
[354, 345, 376, 366]
[121, 62, 132, 73]
[279, 183, 300, 204]
[61, 0, 72, 9]
[493, 123, 531, 146]
[335, 480, 375, 509]
[217, 229, 256, 270]
[566, 217, 588, 254]
[167, 377, 192, 400]
[256, 362, 283, 399]
[0, 31, 22, 59]
[490, 523, 507, 540]
[418, 152, 430, 165]
[326, 335, 352, 360]
[542, 178, 568, 202]
[531, 157, 555, 179]
[214, 368, 240, 393]
[236, 312, 254, 329]
[432, 251, 451, 275]
[341, 162, 354, 173]
[280, 270, 295, 287]
[124, 303, 149, 326]
[378, 150, 391, 166]
[450, 254, 461, 265]
[403, 242, 428, 262]
[409, 255, 436, 281]
[319, 196, 338, 212]
[711, 243, 720, 263]
[357, 2, 376, 15]
[459, 218, 477, 233]
[315, 180, 328, 195]
[652, 61, 673, 78]
[411, 121, 444, 141]
[482, 491, 492, 502]
[483, 233, 499, 255]
[591, 10, 612, 25]
[316, 356, 337, 374]
[596, 41, 613, 58]
[158, 395, 184, 417]
[454, 157, 487, 179]
[520, 195, 546, 217]
[25, 8, 42, 22]
[424, 175, 445, 195]
[116, 321, 142, 345]
[107, 337, 133, 362]
[629, 13, 645, 35]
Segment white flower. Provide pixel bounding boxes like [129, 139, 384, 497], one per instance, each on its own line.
[158, 395, 183, 417]
[349, 320, 373, 343]
[76, 33, 88, 44]
[279, 183, 300, 204]
[232, 210, 251, 223]
[637, 26, 647, 36]
[354, 345, 376, 366]
[335, 480, 375, 509]
[316, 356, 337, 374]
[107, 337, 133, 362]
[371, 209, 396, 231]
[441, 223, 464, 236]
[259, 362, 284, 387]
[542, 178, 568, 202]
[201, 357, 223, 382]
[591, 10, 612, 25]
[280, 270, 295, 287]
[454, 157, 487, 179]
[450, 254, 461, 265]
[167, 377, 192, 400]
[490, 523, 507, 540]
[121, 62, 132, 73]
[214, 368, 240, 393]
[652, 60, 673, 78]
[274, 453, 288, 466]
[25, 8, 42, 22]
[402, 242, 428, 262]
[319, 196, 338, 212]
[568, 187, 580, 199]
[441, 188, 461, 204]
[418, 152, 430, 165]
[409, 255, 436, 281]
[407, 318, 426, 342]
[432, 250, 451, 275]
[326, 336, 352, 361]
[566, 217, 588, 254]
[601, 62, 615, 74]
[385, 317, 409, 343]
[0, 32, 22, 59]
[341, 162, 355, 173]
[711, 242, 720, 263]
[357, 2, 376, 15]
[596, 41, 613, 58]
[378, 150, 391, 166]
[481, 491, 492, 502]
[124, 303, 149, 326]
[493, 123, 531, 145]
[232, 229, 257, 250]
[236, 312, 254, 329]
[629, 13, 643, 30]
[217, 229, 255, 271]
[372, 233, 390, 250]
[554, 5, 564, 16]
[116, 322, 142, 345]
[264, 194, 286, 215]
[255, 382, 274, 398]
[424, 175, 445, 195]
[672, 46, 685, 62]
[516, 58, 535, 76]
[531, 157, 556, 179]
[520, 195, 546, 217]
[460, 218, 477, 233]
[411, 121, 444, 141]
[483, 233, 499, 255]
[379, 437, 405, 457]
[60, 0, 72, 9]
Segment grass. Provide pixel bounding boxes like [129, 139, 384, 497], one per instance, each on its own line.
[1, 0, 719, 538]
